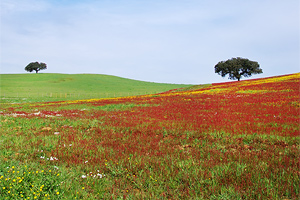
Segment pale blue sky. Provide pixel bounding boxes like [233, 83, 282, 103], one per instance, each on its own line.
[0, 0, 299, 84]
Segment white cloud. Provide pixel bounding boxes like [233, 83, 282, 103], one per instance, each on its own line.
[0, 0, 299, 84]
[0, 0, 48, 14]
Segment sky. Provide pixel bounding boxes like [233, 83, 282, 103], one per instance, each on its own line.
[0, 0, 299, 84]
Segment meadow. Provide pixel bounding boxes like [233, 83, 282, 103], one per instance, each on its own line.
[0, 73, 192, 103]
[0, 73, 299, 199]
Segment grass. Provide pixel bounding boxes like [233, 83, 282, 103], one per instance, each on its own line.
[0, 73, 299, 199]
[0, 159, 109, 199]
[0, 73, 192, 103]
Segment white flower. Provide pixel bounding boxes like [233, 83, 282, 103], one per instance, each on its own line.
[40, 156, 45, 159]
[54, 132, 60, 135]
[81, 175, 87, 178]
[34, 112, 41, 115]
[97, 173, 103, 178]
[50, 157, 54, 161]
[84, 160, 88, 163]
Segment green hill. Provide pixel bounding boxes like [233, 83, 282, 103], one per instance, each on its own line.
[0, 73, 192, 103]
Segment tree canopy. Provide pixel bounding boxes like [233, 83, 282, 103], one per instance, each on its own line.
[214, 57, 262, 81]
[25, 62, 47, 73]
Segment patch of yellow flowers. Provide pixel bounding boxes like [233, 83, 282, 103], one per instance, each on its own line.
[0, 165, 61, 199]
[31, 73, 300, 107]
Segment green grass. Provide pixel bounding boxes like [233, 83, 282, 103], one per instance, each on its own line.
[0, 73, 298, 199]
[0, 73, 192, 103]
[168, 84, 211, 92]
[1, 116, 298, 199]
[0, 158, 109, 199]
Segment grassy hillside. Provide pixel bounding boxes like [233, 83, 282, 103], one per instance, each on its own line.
[0, 73, 192, 103]
[0, 73, 299, 199]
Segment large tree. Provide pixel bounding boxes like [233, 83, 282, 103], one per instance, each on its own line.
[25, 62, 47, 73]
[214, 57, 262, 81]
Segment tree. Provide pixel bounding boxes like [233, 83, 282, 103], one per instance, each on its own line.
[214, 57, 262, 81]
[25, 62, 47, 73]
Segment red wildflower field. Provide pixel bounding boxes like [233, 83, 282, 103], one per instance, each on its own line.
[1, 73, 299, 199]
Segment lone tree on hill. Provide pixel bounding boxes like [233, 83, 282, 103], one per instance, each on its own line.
[214, 57, 262, 81]
[25, 62, 47, 73]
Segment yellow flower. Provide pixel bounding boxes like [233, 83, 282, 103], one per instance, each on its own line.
[82, 187, 85, 190]
[56, 192, 59, 195]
